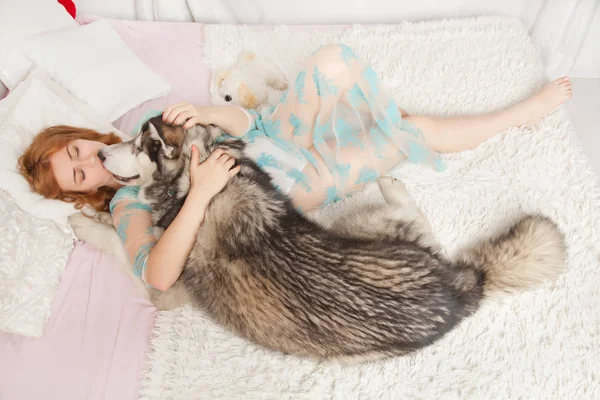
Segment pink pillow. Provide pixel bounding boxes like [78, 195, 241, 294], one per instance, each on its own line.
[77, 15, 211, 135]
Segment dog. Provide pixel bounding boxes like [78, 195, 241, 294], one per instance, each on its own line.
[93, 116, 566, 362]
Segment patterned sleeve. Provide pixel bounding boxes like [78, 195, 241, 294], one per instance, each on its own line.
[109, 186, 157, 287]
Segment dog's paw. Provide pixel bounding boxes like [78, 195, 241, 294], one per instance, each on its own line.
[378, 176, 409, 205]
[94, 211, 114, 226]
[69, 213, 145, 298]
[68, 212, 99, 235]
[68, 212, 120, 255]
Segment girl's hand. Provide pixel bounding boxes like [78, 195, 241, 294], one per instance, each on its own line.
[163, 102, 209, 129]
[189, 146, 240, 200]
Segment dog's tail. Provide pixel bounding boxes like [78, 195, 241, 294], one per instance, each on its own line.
[455, 215, 566, 299]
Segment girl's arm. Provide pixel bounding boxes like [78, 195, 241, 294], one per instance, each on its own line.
[162, 102, 254, 138]
[144, 188, 210, 291]
[111, 146, 240, 292]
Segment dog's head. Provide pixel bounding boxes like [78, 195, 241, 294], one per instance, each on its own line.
[100, 116, 228, 188]
[99, 116, 182, 186]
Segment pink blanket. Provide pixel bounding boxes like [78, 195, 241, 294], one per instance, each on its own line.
[0, 242, 156, 400]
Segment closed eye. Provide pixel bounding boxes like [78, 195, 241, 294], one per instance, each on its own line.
[74, 169, 85, 185]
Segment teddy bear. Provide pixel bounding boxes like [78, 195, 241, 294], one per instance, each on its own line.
[213, 51, 289, 110]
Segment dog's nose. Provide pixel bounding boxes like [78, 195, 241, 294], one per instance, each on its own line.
[97, 150, 106, 162]
[224, 95, 232, 102]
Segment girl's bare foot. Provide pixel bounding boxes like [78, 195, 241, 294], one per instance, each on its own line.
[515, 76, 572, 126]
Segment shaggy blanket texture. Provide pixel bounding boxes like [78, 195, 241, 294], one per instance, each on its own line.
[138, 17, 600, 399]
[0, 190, 73, 337]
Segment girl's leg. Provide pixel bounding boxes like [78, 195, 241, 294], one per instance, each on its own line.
[405, 77, 572, 153]
[290, 77, 573, 212]
[271, 44, 359, 148]
[290, 143, 404, 212]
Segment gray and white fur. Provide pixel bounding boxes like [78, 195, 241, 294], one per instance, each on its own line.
[99, 116, 567, 362]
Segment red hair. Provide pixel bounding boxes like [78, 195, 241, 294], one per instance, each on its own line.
[18, 125, 122, 212]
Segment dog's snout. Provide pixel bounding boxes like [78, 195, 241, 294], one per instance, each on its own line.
[97, 150, 106, 162]
[224, 95, 232, 102]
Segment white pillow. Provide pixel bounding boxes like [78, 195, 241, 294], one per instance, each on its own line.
[0, 0, 77, 89]
[0, 67, 129, 226]
[20, 20, 173, 121]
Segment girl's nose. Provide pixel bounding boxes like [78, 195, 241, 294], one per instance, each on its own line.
[80, 152, 98, 168]
[88, 154, 97, 166]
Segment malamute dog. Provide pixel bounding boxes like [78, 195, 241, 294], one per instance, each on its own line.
[98, 116, 566, 362]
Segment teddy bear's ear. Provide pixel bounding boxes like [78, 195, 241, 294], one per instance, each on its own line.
[215, 69, 230, 87]
[237, 50, 256, 63]
[266, 77, 289, 91]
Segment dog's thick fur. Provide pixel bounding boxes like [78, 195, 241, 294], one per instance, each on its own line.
[97, 116, 566, 362]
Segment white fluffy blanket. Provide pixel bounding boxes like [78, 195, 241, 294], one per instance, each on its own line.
[0, 190, 73, 337]
[138, 17, 600, 399]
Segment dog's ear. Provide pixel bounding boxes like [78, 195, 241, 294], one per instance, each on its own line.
[145, 117, 184, 159]
[206, 124, 225, 141]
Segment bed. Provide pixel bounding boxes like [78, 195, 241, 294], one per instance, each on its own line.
[1, 9, 599, 400]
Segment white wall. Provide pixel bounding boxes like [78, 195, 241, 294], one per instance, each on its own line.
[70, 0, 545, 26]
[74, 0, 136, 20]
[228, 0, 543, 26]
[572, 5, 600, 78]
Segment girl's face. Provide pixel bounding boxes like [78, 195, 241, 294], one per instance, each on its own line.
[49, 139, 117, 193]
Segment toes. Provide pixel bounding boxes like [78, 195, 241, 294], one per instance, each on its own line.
[554, 76, 568, 85]
[558, 81, 572, 95]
